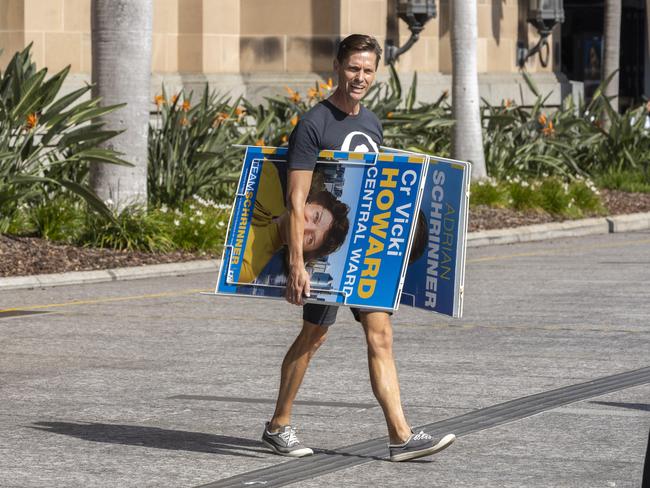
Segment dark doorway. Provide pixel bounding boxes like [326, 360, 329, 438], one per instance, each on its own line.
[561, 0, 646, 110]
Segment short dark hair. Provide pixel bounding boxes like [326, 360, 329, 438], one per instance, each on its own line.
[304, 190, 350, 262]
[336, 34, 382, 67]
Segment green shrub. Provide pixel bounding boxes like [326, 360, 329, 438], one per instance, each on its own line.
[595, 169, 650, 193]
[9, 195, 84, 242]
[537, 179, 573, 215]
[482, 72, 650, 181]
[7, 194, 229, 254]
[0, 44, 128, 231]
[470, 179, 507, 206]
[507, 180, 541, 210]
[154, 197, 229, 253]
[569, 179, 604, 214]
[78, 204, 173, 252]
[148, 86, 250, 207]
[482, 88, 583, 179]
[469, 176, 603, 217]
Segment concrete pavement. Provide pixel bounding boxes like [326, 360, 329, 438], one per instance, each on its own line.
[0, 231, 649, 487]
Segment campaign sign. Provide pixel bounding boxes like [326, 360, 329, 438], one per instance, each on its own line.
[215, 145, 426, 311]
[399, 156, 471, 317]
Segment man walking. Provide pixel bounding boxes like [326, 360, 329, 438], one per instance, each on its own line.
[261, 34, 456, 462]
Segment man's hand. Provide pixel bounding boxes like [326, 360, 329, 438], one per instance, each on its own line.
[285, 264, 311, 305]
[285, 169, 313, 305]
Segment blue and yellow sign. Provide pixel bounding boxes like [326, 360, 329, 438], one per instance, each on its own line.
[215, 146, 470, 317]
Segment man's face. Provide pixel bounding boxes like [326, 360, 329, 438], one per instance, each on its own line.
[334, 51, 378, 103]
[303, 203, 334, 253]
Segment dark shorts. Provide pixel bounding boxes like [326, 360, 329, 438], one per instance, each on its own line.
[303, 303, 392, 327]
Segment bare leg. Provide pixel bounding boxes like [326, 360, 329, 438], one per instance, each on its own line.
[361, 311, 412, 444]
[269, 320, 328, 431]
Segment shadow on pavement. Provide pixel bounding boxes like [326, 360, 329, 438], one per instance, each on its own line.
[30, 422, 439, 464]
[30, 421, 267, 458]
[590, 401, 650, 412]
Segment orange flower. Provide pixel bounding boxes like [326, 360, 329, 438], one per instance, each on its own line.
[290, 115, 299, 126]
[307, 87, 320, 100]
[285, 86, 301, 103]
[25, 113, 38, 130]
[171, 94, 179, 105]
[255, 138, 265, 146]
[154, 94, 165, 107]
[212, 112, 229, 127]
[235, 106, 246, 117]
[538, 113, 547, 126]
[182, 100, 191, 111]
[542, 120, 555, 136]
[281, 134, 288, 144]
[180, 117, 189, 126]
[211, 113, 224, 127]
[320, 78, 334, 92]
[387, 112, 394, 119]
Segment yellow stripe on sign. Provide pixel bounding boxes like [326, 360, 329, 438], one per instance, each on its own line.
[378, 154, 394, 162]
[451, 163, 464, 170]
[407, 156, 425, 163]
[319, 150, 334, 159]
[347, 152, 364, 160]
[261, 147, 277, 154]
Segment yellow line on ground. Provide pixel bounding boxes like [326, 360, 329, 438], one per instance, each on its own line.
[3, 238, 648, 313]
[0, 288, 210, 313]
[468, 237, 650, 264]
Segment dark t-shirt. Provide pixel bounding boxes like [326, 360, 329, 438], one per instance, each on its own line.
[287, 100, 383, 170]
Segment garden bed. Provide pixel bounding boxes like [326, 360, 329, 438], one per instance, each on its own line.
[470, 188, 650, 231]
[2, 189, 649, 278]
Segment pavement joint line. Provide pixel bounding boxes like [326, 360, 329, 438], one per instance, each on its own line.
[196, 366, 650, 488]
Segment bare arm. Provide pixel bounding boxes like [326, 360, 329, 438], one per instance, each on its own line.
[285, 169, 313, 305]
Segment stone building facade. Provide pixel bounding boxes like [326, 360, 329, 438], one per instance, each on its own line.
[0, 0, 575, 104]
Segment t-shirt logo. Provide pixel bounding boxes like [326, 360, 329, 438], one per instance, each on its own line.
[340, 131, 379, 153]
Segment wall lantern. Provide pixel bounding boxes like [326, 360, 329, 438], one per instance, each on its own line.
[517, 0, 565, 68]
[385, 0, 436, 65]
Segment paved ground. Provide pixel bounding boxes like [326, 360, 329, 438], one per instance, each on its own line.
[1, 231, 649, 487]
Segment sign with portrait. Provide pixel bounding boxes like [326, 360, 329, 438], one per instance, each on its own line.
[214, 145, 470, 317]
